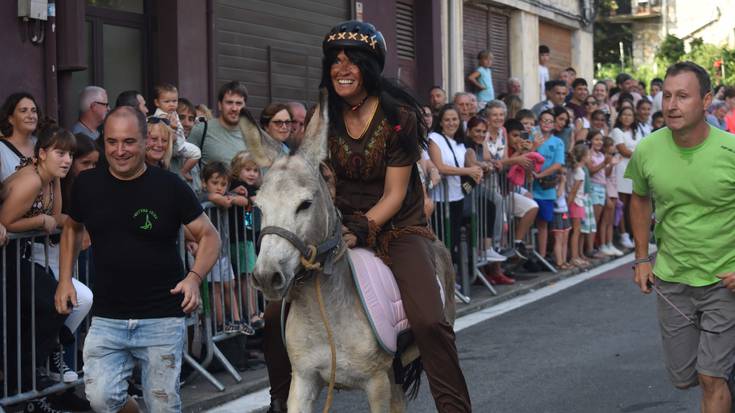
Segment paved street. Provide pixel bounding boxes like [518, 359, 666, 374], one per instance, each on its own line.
[213, 258, 701, 412]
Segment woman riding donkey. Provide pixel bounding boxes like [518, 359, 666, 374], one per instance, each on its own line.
[260, 21, 471, 413]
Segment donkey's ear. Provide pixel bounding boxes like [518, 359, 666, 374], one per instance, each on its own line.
[297, 88, 329, 165]
[239, 109, 284, 168]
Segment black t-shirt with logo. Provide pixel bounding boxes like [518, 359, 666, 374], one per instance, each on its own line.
[70, 166, 203, 319]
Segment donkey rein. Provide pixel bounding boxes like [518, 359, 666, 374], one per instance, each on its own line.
[315, 274, 337, 412]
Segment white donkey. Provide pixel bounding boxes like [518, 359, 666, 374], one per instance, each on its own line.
[242, 93, 456, 413]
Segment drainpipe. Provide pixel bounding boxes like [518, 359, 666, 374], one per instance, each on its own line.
[206, 0, 215, 108]
[447, 0, 457, 97]
[45, 1, 58, 120]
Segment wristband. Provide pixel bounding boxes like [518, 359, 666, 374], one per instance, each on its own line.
[188, 270, 203, 283]
[633, 256, 653, 265]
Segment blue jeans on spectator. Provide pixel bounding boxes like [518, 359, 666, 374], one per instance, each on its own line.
[83, 316, 185, 413]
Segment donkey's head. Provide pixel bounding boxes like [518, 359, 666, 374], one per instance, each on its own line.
[242, 91, 336, 300]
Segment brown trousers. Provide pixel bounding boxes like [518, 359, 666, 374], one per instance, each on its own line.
[262, 234, 472, 412]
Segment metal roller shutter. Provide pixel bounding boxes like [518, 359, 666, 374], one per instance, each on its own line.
[538, 21, 572, 81]
[396, 0, 417, 92]
[214, 0, 350, 115]
[463, 5, 510, 98]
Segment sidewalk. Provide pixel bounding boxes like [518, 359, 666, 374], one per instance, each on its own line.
[181, 252, 631, 412]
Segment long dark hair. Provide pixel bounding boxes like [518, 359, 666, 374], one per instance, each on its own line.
[614, 106, 640, 136]
[431, 104, 467, 145]
[61, 133, 96, 214]
[320, 48, 427, 157]
[0, 92, 41, 137]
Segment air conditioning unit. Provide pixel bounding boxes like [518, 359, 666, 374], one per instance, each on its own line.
[17, 0, 48, 21]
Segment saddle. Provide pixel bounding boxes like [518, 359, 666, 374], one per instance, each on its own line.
[347, 248, 445, 355]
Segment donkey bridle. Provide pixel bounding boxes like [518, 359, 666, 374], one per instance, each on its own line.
[257, 224, 342, 277]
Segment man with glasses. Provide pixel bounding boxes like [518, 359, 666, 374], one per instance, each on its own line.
[71, 85, 109, 140]
[627, 61, 735, 413]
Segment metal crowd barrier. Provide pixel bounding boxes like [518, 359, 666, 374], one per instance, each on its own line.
[429, 168, 551, 300]
[0, 200, 268, 408]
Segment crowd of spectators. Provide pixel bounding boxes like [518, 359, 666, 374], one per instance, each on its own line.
[1, 43, 735, 412]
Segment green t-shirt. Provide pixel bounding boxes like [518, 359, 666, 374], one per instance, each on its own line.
[625, 126, 735, 287]
[188, 118, 246, 166]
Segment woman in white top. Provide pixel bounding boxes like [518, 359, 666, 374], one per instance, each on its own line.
[0, 92, 40, 181]
[610, 106, 644, 249]
[427, 104, 483, 262]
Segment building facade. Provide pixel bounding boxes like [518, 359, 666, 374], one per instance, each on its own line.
[1, 0, 594, 126]
[605, 0, 735, 67]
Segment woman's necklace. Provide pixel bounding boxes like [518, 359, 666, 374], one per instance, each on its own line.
[349, 95, 369, 112]
[346, 98, 379, 140]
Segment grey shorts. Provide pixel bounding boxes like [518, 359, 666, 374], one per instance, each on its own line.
[655, 278, 735, 387]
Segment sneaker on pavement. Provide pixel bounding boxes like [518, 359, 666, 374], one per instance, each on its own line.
[48, 347, 78, 383]
[620, 233, 635, 249]
[484, 248, 507, 262]
[608, 244, 624, 257]
[513, 241, 528, 261]
[599, 244, 614, 256]
[25, 397, 70, 413]
[238, 321, 256, 336]
[488, 273, 515, 285]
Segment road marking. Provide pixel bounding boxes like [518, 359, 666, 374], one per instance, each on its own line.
[454, 254, 635, 332]
[206, 254, 636, 413]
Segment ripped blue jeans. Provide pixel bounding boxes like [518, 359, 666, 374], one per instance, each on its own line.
[83, 316, 185, 413]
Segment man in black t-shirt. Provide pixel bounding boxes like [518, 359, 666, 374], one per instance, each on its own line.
[54, 106, 220, 413]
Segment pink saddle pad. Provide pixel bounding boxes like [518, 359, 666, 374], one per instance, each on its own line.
[348, 248, 444, 355]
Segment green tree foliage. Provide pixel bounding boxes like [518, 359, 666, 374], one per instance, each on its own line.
[655, 35, 685, 66]
[596, 34, 735, 88]
[594, 0, 633, 66]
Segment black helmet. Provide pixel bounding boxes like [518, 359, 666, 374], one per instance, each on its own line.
[322, 20, 387, 71]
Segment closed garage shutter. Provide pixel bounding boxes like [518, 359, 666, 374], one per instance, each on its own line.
[463, 5, 509, 99]
[214, 0, 349, 115]
[538, 21, 572, 81]
[396, 0, 417, 92]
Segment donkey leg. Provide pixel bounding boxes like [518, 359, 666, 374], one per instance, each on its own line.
[365, 372, 393, 413]
[287, 373, 321, 413]
[389, 382, 406, 413]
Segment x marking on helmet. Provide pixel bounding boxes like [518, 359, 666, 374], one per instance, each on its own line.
[369, 36, 377, 49]
[347, 32, 358, 40]
[328, 34, 337, 41]
[359, 34, 369, 42]
[337, 32, 347, 40]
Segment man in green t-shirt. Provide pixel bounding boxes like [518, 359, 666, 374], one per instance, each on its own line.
[626, 62, 735, 412]
[188, 81, 248, 166]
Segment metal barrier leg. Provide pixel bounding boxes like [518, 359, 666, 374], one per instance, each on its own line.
[454, 290, 471, 304]
[182, 353, 225, 392]
[532, 250, 558, 273]
[475, 267, 498, 294]
[211, 344, 243, 383]
[459, 228, 471, 296]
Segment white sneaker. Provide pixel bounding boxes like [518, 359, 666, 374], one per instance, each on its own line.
[607, 244, 624, 257]
[484, 248, 507, 262]
[599, 244, 614, 256]
[620, 233, 634, 249]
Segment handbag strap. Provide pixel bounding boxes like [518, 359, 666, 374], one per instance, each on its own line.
[197, 119, 209, 168]
[439, 134, 461, 168]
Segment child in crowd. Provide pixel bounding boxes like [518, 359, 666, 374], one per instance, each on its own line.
[199, 161, 250, 334]
[467, 50, 495, 107]
[229, 151, 264, 329]
[552, 165, 572, 269]
[567, 143, 590, 268]
[152, 84, 201, 181]
[651, 111, 665, 131]
[196, 104, 214, 121]
[585, 129, 607, 257]
[599, 137, 623, 256]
